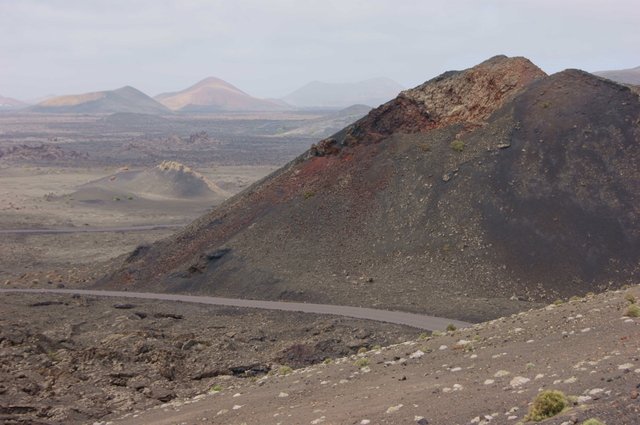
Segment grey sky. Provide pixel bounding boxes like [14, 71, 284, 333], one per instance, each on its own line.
[1, 0, 638, 101]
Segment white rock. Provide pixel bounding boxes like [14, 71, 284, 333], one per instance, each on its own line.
[278, 392, 288, 397]
[484, 379, 495, 385]
[232, 405, 242, 410]
[618, 363, 634, 370]
[360, 420, 371, 425]
[451, 367, 462, 372]
[510, 376, 530, 387]
[439, 345, 448, 350]
[386, 404, 403, 413]
[410, 350, 425, 359]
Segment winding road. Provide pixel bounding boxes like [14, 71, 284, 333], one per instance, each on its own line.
[0, 288, 472, 331]
[0, 224, 185, 234]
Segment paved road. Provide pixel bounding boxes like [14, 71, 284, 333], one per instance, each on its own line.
[0, 288, 472, 331]
[0, 224, 185, 234]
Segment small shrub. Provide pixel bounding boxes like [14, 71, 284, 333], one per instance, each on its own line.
[583, 419, 606, 425]
[442, 244, 451, 251]
[540, 102, 550, 108]
[587, 292, 595, 297]
[625, 293, 636, 304]
[526, 362, 536, 370]
[249, 376, 258, 382]
[569, 296, 581, 301]
[524, 390, 566, 422]
[620, 284, 631, 290]
[279, 366, 293, 375]
[451, 140, 465, 152]
[355, 358, 370, 368]
[472, 335, 481, 342]
[432, 330, 443, 337]
[446, 323, 457, 332]
[323, 358, 332, 364]
[211, 385, 223, 392]
[373, 345, 381, 350]
[357, 347, 368, 354]
[66, 197, 74, 201]
[624, 304, 640, 318]
[554, 299, 563, 306]
[463, 343, 474, 352]
[126, 196, 134, 200]
[113, 196, 121, 201]
[419, 332, 428, 340]
[303, 190, 315, 199]
[420, 143, 431, 152]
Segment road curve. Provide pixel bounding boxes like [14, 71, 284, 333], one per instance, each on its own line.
[0, 289, 472, 331]
[0, 224, 185, 234]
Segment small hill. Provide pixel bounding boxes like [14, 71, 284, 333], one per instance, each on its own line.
[594, 65, 640, 85]
[24, 94, 57, 105]
[282, 104, 372, 138]
[0, 95, 27, 111]
[154, 77, 286, 112]
[97, 56, 640, 323]
[280, 77, 404, 108]
[26, 86, 171, 114]
[71, 161, 230, 202]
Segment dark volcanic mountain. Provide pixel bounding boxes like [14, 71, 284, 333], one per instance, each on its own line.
[280, 77, 404, 108]
[96, 56, 640, 322]
[594, 65, 640, 85]
[27, 86, 171, 114]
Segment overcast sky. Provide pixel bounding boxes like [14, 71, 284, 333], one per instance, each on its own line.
[1, 0, 638, 101]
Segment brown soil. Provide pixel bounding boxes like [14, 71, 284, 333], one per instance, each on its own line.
[0, 292, 419, 424]
[2, 286, 639, 425]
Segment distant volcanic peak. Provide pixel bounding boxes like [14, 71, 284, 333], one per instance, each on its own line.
[41, 91, 106, 107]
[191, 77, 247, 94]
[310, 55, 547, 157]
[155, 77, 282, 111]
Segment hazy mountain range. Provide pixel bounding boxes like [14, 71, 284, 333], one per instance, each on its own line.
[4, 76, 406, 114]
[279, 77, 404, 108]
[594, 65, 640, 85]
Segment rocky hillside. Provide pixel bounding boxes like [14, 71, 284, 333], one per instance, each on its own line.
[26, 86, 171, 114]
[154, 77, 285, 112]
[96, 56, 640, 323]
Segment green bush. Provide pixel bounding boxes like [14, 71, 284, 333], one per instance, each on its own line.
[432, 330, 443, 337]
[357, 347, 368, 354]
[323, 358, 332, 364]
[624, 304, 640, 317]
[303, 190, 315, 199]
[126, 196, 134, 200]
[446, 323, 457, 332]
[451, 140, 465, 152]
[355, 358, 370, 367]
[279, 366, 293, 375]
[113, 196, 121, 201]
[540, 102, 550, 108]
[524, 390, 566, 422]
[625, 293, 636, 304]
[554, 299, 563, 305]
[211, 385, 223, 392]
[372, 345, 381, 350]
[583, 419, 605, 425]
